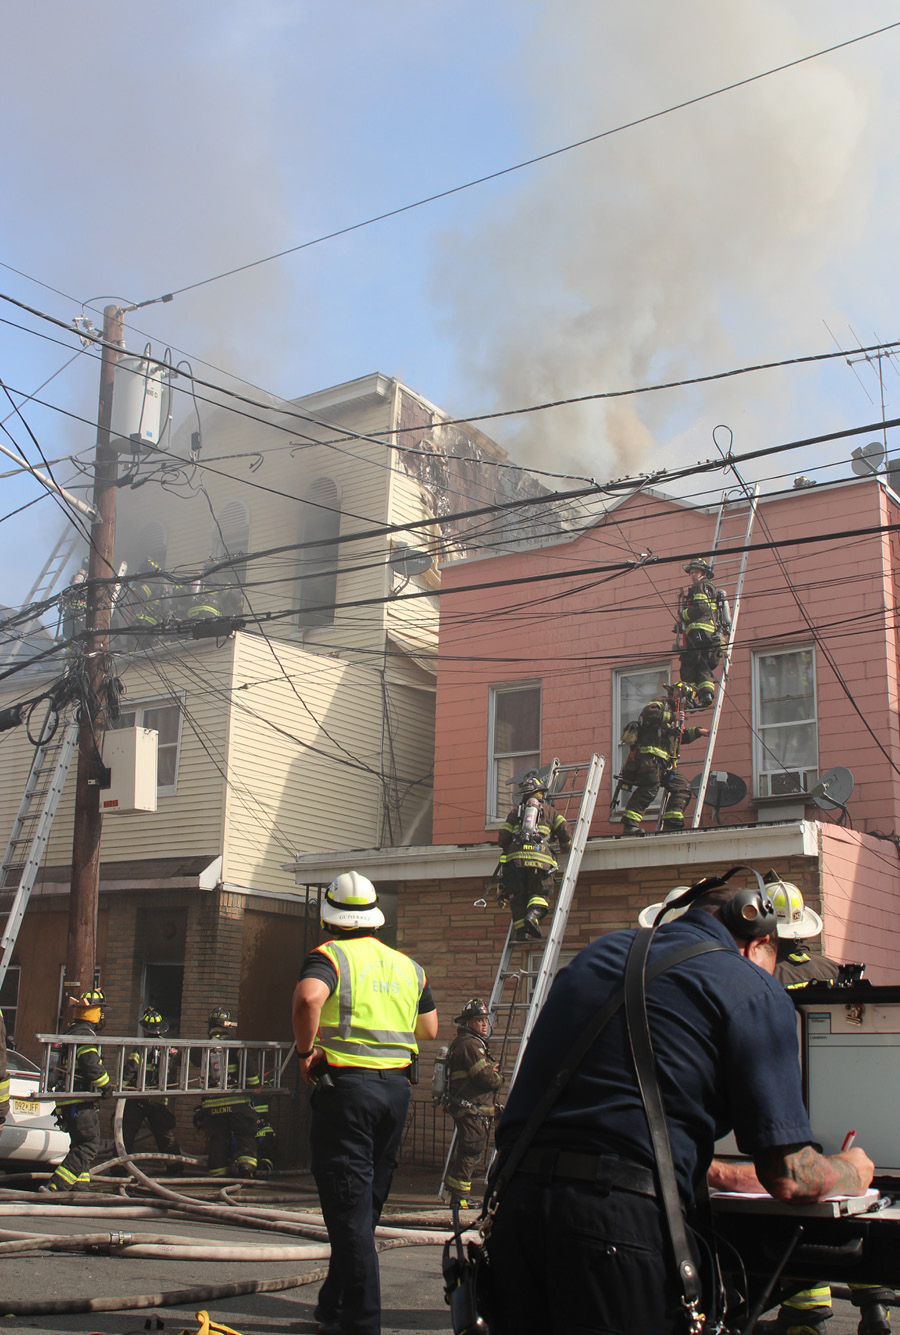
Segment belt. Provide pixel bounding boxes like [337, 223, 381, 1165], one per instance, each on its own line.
[518, 1148, 658, 1198]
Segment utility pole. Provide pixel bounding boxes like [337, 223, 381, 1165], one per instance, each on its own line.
[65, 304, 123, 1003]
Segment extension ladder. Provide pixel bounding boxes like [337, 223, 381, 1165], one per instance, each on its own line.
[440, 753, 605, 1196]
[0, 708, 79, 990]
[689, 483, 760, 827]
[0, 528, 84, 667]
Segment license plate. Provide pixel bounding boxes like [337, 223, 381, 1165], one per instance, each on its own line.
[13, 1099, 40, 1116]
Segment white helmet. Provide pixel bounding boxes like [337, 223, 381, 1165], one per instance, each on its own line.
[765, 876, 822, 939]
[637, 887, 692, 929]
[321, 871, 385, 931]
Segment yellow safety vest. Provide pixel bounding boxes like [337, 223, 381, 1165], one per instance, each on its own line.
[315, 937, 424, 1070]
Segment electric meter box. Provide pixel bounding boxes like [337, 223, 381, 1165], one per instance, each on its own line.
[100, 727, 158, 814]
[110, 355, 172, 452]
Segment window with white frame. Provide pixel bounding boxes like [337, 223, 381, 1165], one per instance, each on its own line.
[297, 477, 341, 629]
[752, 647, 818, 797]
[488, 684, 541, 822]
[0, 965, 20, 1043]
[611, 664, 671, 812]
[110, 696, 184, 794]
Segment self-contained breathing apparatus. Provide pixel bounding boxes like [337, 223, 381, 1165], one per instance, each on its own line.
[496, 778, 548, 907]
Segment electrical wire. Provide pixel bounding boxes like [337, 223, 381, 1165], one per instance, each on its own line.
[135, 20, 900, 303]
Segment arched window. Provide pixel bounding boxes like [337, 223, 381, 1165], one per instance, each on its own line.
[211, 500, 250, 584]
[120, 521, 167, 575]
[297, 477, 340, 629]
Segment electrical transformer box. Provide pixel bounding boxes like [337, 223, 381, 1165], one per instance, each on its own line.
[100, 727, 158, 814]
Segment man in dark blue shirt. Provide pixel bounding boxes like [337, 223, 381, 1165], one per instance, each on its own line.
[486, 883, 873, 1335]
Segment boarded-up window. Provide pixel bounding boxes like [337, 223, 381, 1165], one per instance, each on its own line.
[297, 478, 341, 629]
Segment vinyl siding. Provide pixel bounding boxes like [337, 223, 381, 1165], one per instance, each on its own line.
[221, 632, 387, 893]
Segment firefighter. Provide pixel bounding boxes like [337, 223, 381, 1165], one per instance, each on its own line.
[677, 556, 725, 708]
[443, 998, 502, 1208]
[126, 559, 170, 639]
[121, 1007, 182, 1174]
[41, 988, 112, 1192]
[620, 684, 708, 836]
[247, 1061, 277, 1173]
[194, 1007, 257, 1178]
[498, 773, 571, 941]
[185, 560, 227, 623]
[59, 565, 88, 644]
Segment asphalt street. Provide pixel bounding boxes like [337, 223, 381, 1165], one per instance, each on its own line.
[0, 1170, 882, 1335]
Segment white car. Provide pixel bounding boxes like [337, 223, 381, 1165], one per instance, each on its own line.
[0, 1050, 67, 1164]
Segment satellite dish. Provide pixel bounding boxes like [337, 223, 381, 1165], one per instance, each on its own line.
[389, 544, 433, 577]
[851, 442, 885, 477]
[690, 771, 747, 824]
[810, 766, 855, 812]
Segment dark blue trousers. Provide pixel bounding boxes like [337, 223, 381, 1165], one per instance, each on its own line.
[309, 1067, 410, 1335]
[486, 1174, 697, 1334]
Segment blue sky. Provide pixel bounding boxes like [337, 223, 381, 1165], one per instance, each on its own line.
[3, 1, 900, 605]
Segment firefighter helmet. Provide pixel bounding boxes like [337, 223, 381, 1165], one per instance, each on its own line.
[454, 998, 490, 1026]
[208, 1006, 237, 1035]
[763, 872, 823, 939]
[140, 1006, 168, 1037]
[70, 987, 106, 1023]
[637, 888, 692, 929]
[519, 772, 548, 797]
[684, 557, 714, 578]
[321, 870, 385, 931]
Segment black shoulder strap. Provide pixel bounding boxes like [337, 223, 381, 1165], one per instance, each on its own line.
[486, 938, 726, 1213]
[625, 927, 711, 1333]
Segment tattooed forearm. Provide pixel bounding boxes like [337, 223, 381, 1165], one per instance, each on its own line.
[754, 1144, 871, 1203]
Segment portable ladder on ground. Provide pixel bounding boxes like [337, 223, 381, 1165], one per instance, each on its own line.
[439, 753, 605, 1196]
[0, 707, 80, 990]
[688, 482, 760, 828]
[30, 1035, 295, 1099]
[0, 528, 84, 667]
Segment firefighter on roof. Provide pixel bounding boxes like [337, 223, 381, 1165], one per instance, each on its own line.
[441, 998, 502, 1208]
[620, 685, 708, 836]
[498, 773, 571, 941]
[676, 557, 726, 708]
[42, 988, 111, 1192]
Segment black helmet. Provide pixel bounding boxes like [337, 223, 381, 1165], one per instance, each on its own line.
[208, 1006, 237, 1035]
[454, 998, 490, 1026]
[519, 772, 547, 797]
[140, 1006, 168, 1037]
[684, 557, 714, 578]
[70, 987, 106, 1026]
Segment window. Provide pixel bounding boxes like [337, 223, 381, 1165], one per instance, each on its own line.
[0, 965, 20, 1044]
[488, 684, 541, 821]
[110, 697, 183, 794]
[611, 664, 670, 812]
[297, 478, 341, 629]
[141, 962, 184, 1037]
[119, 521, 167, 577]
[753, 647, 818, 797]
[211, 500, 250, 589]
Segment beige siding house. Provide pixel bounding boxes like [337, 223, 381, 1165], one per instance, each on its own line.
[0, 373, 543, 1064]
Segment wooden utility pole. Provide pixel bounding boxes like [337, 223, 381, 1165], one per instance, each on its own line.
[65, 304, 124, 1002]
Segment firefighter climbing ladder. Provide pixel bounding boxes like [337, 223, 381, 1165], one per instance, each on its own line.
[440, 752, 604, 1197]
[689, 482, 760, 828]
[0, 708, 79, 990]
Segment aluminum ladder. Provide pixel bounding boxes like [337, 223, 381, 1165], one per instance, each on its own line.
[0, 707, 79, 990]
[1, 528, 84, 667]
[689, 483, 760, 827]
[439, 753, 605, 1196]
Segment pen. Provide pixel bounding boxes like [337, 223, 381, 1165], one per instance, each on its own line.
[841, 1130, 857, 1152]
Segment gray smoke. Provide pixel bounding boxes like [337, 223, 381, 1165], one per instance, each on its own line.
[436, 0, 873, 479]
